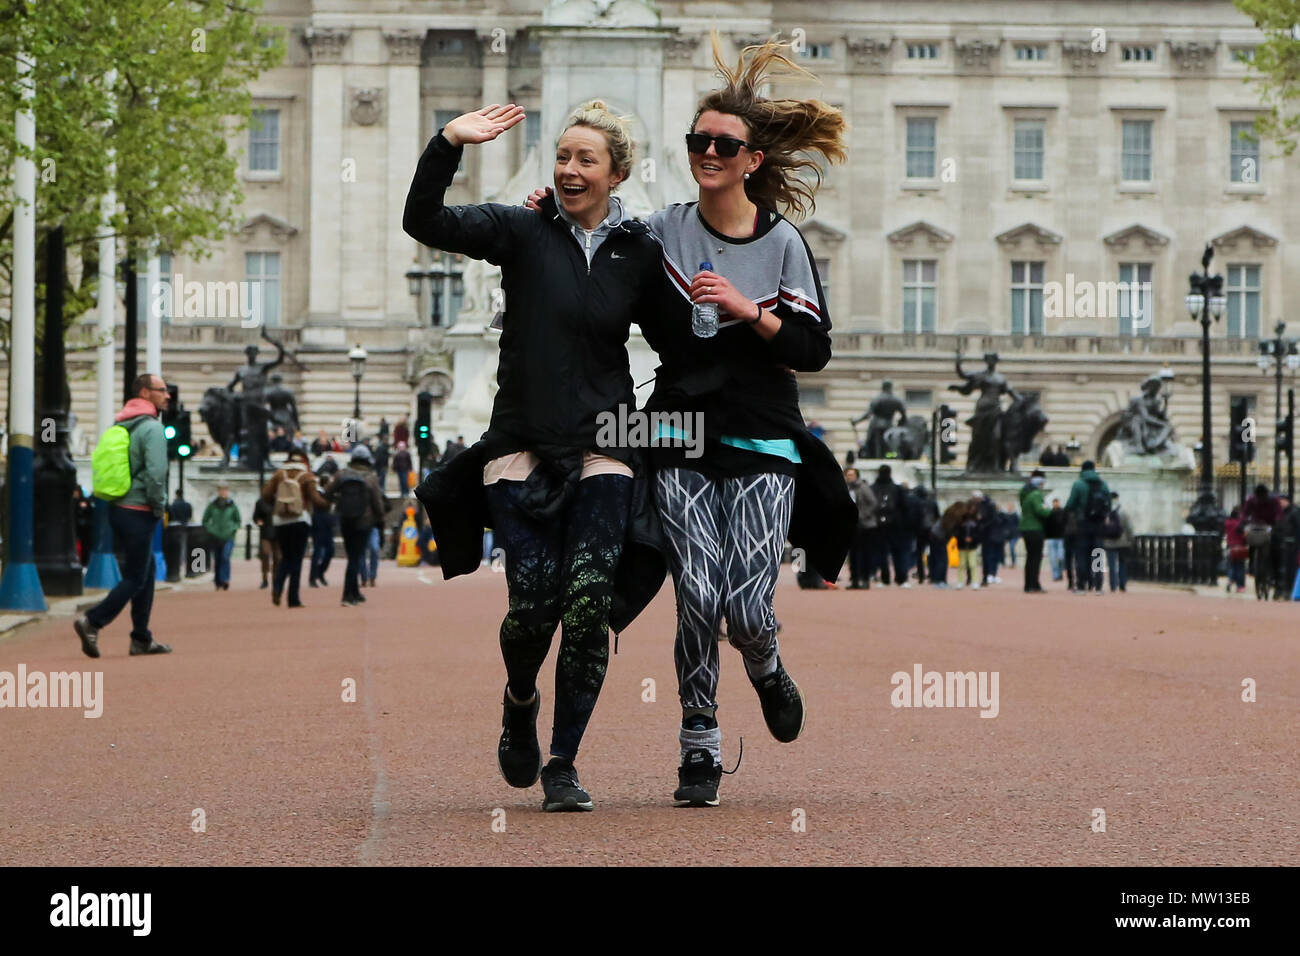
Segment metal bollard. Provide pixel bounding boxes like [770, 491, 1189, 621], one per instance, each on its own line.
[245, 523, 253, 561]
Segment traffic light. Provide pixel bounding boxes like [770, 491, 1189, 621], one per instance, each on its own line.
[175, 410, 193, 459]
[162, 385, 181, 460]
[1229, 398, 1253, 463]
[938, 404, 958, 463]
[416, 390, 434, 460]
[1277, 415, 1293, 456]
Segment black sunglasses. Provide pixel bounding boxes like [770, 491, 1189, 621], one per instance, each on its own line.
[685, 132, 751, 158]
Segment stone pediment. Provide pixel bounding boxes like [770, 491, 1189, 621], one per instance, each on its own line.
[887, 220, 954, 248]
[1210, 224, 1279, 251]
[995, 222, 1062, 247]
[238, 213, 299, 239]
[1103, 224, 1170, 251]
[802, 219, 849, 244]
[543, 0, 660, 28]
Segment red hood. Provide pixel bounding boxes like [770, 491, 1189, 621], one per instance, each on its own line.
[116, 397, 159, 422]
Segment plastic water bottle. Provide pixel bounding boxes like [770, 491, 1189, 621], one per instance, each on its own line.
[691, 260, 718, 338]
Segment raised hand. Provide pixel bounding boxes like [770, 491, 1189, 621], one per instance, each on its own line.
[441, 104, 525, 148]
[524, 185, 552, 211]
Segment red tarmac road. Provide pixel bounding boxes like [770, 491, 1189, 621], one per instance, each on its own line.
[0, 560, 1296, 866]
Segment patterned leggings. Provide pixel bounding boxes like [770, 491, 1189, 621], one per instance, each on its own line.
[655, 469, 795, 711]
[486, 474, 631, 762]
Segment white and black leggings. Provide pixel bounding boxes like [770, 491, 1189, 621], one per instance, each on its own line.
[655, 469, 795, 710]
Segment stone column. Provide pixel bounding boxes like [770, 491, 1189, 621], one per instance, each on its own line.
[477, 31, 511, 202]
[386, 30, 424, 324]
[304, 27, 350, 324]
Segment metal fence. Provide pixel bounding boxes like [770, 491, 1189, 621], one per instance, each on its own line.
[1129, 533, 1221, 586]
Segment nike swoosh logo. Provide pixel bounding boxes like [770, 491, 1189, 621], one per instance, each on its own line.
[609, 251, 623, 259]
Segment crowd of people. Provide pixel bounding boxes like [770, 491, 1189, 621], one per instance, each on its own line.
[838, 459, 1300, 598]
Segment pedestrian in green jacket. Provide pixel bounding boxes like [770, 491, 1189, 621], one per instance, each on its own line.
[1018, 469, 1053, 592]
[203, 485, 242, 591]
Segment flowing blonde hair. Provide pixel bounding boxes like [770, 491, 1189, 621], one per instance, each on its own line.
[561, 99, 636, 186]
[694, 33, 847, 218]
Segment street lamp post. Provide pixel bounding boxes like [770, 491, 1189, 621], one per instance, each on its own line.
[349, 342, 367, 429]
[1185, 244, 1227, 534]
[405, 253, 462, 327]
[1257, 320, 1299, 489]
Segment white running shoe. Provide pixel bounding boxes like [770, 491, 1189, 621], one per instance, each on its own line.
[971, 582, 981, 590]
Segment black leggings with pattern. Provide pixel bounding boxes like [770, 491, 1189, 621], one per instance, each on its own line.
[485, 474, 632, 762]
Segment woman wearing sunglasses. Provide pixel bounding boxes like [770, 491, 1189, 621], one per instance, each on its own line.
[531, 37, 852, 805]
[645, 37, 852, 808]
[404, 100, 666, 813]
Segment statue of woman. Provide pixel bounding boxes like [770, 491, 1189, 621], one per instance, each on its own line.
[948, 351, 1018, 473]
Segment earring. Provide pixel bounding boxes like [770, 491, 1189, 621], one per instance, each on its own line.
[744, 172, 750, 180]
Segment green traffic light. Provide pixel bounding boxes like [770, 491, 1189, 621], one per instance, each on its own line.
[178, 445, 192, 458]
[164, 425, 177, 439]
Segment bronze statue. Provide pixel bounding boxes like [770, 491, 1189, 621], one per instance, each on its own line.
[852, 380, 907, 458]
[948, 350, 1047, 472]
[1119, 374, 1176, 456]
[226, 332, 285, 472]
[265, 372, 300, 437]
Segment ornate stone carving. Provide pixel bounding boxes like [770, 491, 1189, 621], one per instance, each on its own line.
[350, 87, 383, 127]
[1062, 41, 1104, 71]
[887, 220, 954, 249]
[1169, 41, 1217, 72]
[1102, 224, 1170, 252]
[1211, 224, 1279, 252]
[303, 27, 349, 64]
[954, 37, 1001, 71]
[995, 222, 1063, 247]
[383, 30, 424, 65]
[845, 35, 894, 71]
[664, 32, 699, 65]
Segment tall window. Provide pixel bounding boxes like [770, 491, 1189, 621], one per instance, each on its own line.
[906, 117, 936, 178]
[906, 43, 939, 59]
[1230, 121, 1260, 183]
[1118, 263, 1153, 337]
[1121, 120, 1153, 181]
[902, 259, 936, 333]
[1010, 261, 1045, 334]
[245, 252, 281, 328]
[1225, 264, 1261, 339]
[814, 258, 830, 302]
[249, 108, 280, 173]
[1013, 119, 1045, 180]
[435, 110, 466, 172]
[524, 111, 540, 156]
[428, 253, 465, 328]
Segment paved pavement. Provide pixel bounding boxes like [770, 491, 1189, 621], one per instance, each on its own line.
[1, 559, 1295, 866]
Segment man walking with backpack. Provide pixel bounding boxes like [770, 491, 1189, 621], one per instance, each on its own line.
[74, 374, 173, 657]
[871, 464, 909, 586]
[1064, 459, 1112, 594]
[324, 445, 386, 606]
[261, 444, 328, 607]
[202, 484, 242, 591]
[1102, 491, 1134, 593]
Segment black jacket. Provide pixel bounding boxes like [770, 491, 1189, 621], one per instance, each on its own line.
[404, 131, 661, 462]
[416, 442, 665, 636]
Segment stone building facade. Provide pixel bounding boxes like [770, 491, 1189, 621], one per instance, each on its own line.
[29, 0, 1300, 488]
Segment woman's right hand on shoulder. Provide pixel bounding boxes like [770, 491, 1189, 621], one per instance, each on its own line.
[441, 104, 525, 148]
[524, 186, 552, 212]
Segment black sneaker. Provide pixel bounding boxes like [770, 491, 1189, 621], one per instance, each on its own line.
[73, 617, 100, 659]
[540, 757, 593, 812]
[130, 639, 173, 656]
[750, 657, 806, 743]
[673, 748, 721, 807]
[497, 688, 542, 788]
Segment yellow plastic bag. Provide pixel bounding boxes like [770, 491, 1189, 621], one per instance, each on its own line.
[947, 536, 959, 568]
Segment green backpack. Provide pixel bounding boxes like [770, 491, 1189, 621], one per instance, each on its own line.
[92, 420, 138, 501]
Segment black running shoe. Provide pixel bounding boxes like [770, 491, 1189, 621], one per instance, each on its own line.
[73, 617, 100, 659]
[540, 757, 593, 812]
[497, 688, 542, 788]
[673, 748, 721, 807]
[750, 656, 806, 743]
